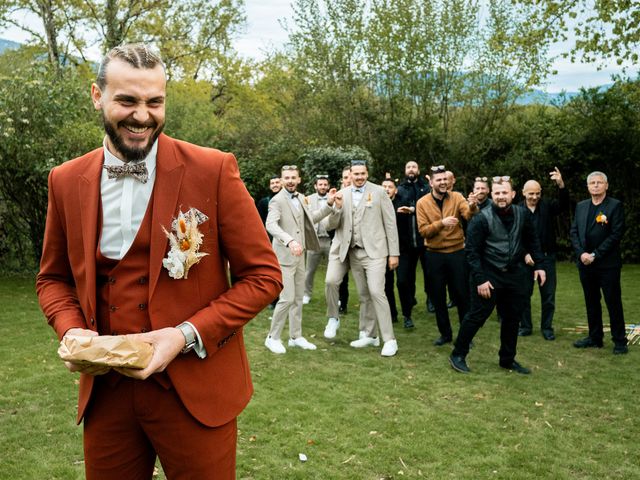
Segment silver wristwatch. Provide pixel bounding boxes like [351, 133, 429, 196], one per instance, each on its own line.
[176, 322, 197, 354]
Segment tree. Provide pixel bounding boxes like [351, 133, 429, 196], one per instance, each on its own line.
[515, 0, 640, 68]
[0, 49, 101, 266]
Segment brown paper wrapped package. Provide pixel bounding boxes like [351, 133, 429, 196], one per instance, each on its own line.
[58, 335, 154, 369]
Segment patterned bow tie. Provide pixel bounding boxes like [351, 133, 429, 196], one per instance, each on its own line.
[104, 162, 149, 183]
[352, 188, 363, 194]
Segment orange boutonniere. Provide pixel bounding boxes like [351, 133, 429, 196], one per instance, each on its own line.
[366, 192, 373, 207]
[596, 212, 608, 224]
[304, 196, 310, 205]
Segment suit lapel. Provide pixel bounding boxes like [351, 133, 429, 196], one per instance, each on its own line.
[78, 150, 104, 317]
[149, 135, 185, 296]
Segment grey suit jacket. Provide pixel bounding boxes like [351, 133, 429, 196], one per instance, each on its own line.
[266, 189, 332, 266]
[327, 181, 400, 262]
[306, 193, 331, 237]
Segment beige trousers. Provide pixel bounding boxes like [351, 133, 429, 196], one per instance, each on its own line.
[269, 257, 305, 340]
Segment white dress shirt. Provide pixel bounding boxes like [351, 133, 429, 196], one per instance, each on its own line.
[99, 138, 206, 358]
[100, 138, 157, 260]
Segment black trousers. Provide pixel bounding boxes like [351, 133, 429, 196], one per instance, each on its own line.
[385, 267, 398, 321]
[520, 254, 556, 334]
[339, 272, 349, 309]
[396, 245, 427, 317]
[578, 264, 627, 346]
[453, 265, 528, 366]
[424, 249, 469, 340]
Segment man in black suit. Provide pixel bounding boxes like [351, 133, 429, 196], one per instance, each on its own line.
[518, 167, 570, 340]
[256, 176, 282, 227]
[570, 171, 628, 354]
[395, 161, 430, 328]
[449, 176, 546, 374]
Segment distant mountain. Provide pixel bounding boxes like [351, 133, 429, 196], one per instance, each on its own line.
[0, 38, 21, 54]
[516, 84, 613, 105]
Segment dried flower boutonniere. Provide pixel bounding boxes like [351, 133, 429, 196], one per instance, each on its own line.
[365, 192, 373, 207]
[162, 208, 209, 279]
[596, 212, 608, 225]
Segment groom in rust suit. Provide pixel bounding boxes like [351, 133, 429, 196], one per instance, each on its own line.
[36, 43, 282, 479]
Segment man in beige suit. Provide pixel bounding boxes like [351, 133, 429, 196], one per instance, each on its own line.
[325, 161, 400, 357]
[266, 166, 336, 353]
[303, 174, 332, 305]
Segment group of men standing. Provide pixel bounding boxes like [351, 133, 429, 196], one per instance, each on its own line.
[259, 160, 629, 372]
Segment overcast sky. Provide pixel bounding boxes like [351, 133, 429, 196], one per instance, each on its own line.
[2, 0, 636, 93]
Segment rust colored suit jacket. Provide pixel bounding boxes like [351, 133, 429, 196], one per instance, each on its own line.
[36, 134, 282, 427]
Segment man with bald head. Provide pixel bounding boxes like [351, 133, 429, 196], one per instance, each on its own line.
[518, 168, 569, 340]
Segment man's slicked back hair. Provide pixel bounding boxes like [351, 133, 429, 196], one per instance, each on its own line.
[96, 43, 165, 89]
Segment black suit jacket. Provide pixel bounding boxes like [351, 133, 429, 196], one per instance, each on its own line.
[570, 196, 625, 269]
[519, 187, 569, 254]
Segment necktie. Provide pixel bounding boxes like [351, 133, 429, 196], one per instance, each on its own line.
[104, 162, 149, 183]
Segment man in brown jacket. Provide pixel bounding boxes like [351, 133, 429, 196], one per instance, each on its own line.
[417, 166, 478, 345]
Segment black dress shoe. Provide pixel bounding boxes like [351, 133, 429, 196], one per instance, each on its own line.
[427, 300, 435, 313]
[447, 300, 456, 309]
[573, 337, 603, 348]
[433, 336, 452, 346]
[500, 361, 531, 375]
[449, 355, 470, 373]
[613, 344, 629, 355]
[542, 331, 556, 341]
[403, 316, 415, 329]
[518, 328, 532, 337]
[338, 306, 347, 314]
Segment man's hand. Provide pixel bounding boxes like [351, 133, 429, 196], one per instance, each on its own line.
[534, 269, 547, 286]
[115, 327, 185, 380]
[549, 167, 564, 188]
[388, 256, 399, 270]
[477, 281, 494, 299]
[442, 216, 459, 228]
[62, 328, 111, 376]
[580, 252, 595, 265]
[524, 253, 535, 266]
[467, 192, 478, 206]
[288, 240, 303, 256]
[326, 188, 337, 206]
[334, 192, 343, 209]
[397, 206, 414, 214]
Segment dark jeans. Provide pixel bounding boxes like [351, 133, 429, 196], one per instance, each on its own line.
[424, 249, 469, 340]
[453, 265, 528, 366]
[396, 245, 426, 317]
[578, 264, 627, 346]
[520, 254, 556, 334]
[385, 267, 398, 321]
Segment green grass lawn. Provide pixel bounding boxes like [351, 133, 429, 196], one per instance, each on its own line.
[1, 263, 639, 479]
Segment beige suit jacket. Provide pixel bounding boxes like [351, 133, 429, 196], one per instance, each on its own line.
[306, 193, 332, 237]
[266, 189, 332, 266]
[327, 181, 400, 262]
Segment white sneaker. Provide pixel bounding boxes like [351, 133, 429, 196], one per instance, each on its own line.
[264, 336, 286, 354]
[358, 331, 380, 345]
[324, 318, 340, 339]
[302, 295, 311, 305]
[381, 339, 398, 357]
[288, 336, 317, 350]
[350, 336, 380, 348]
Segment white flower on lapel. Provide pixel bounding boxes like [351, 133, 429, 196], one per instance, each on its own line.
[162, 208, 209, 279]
